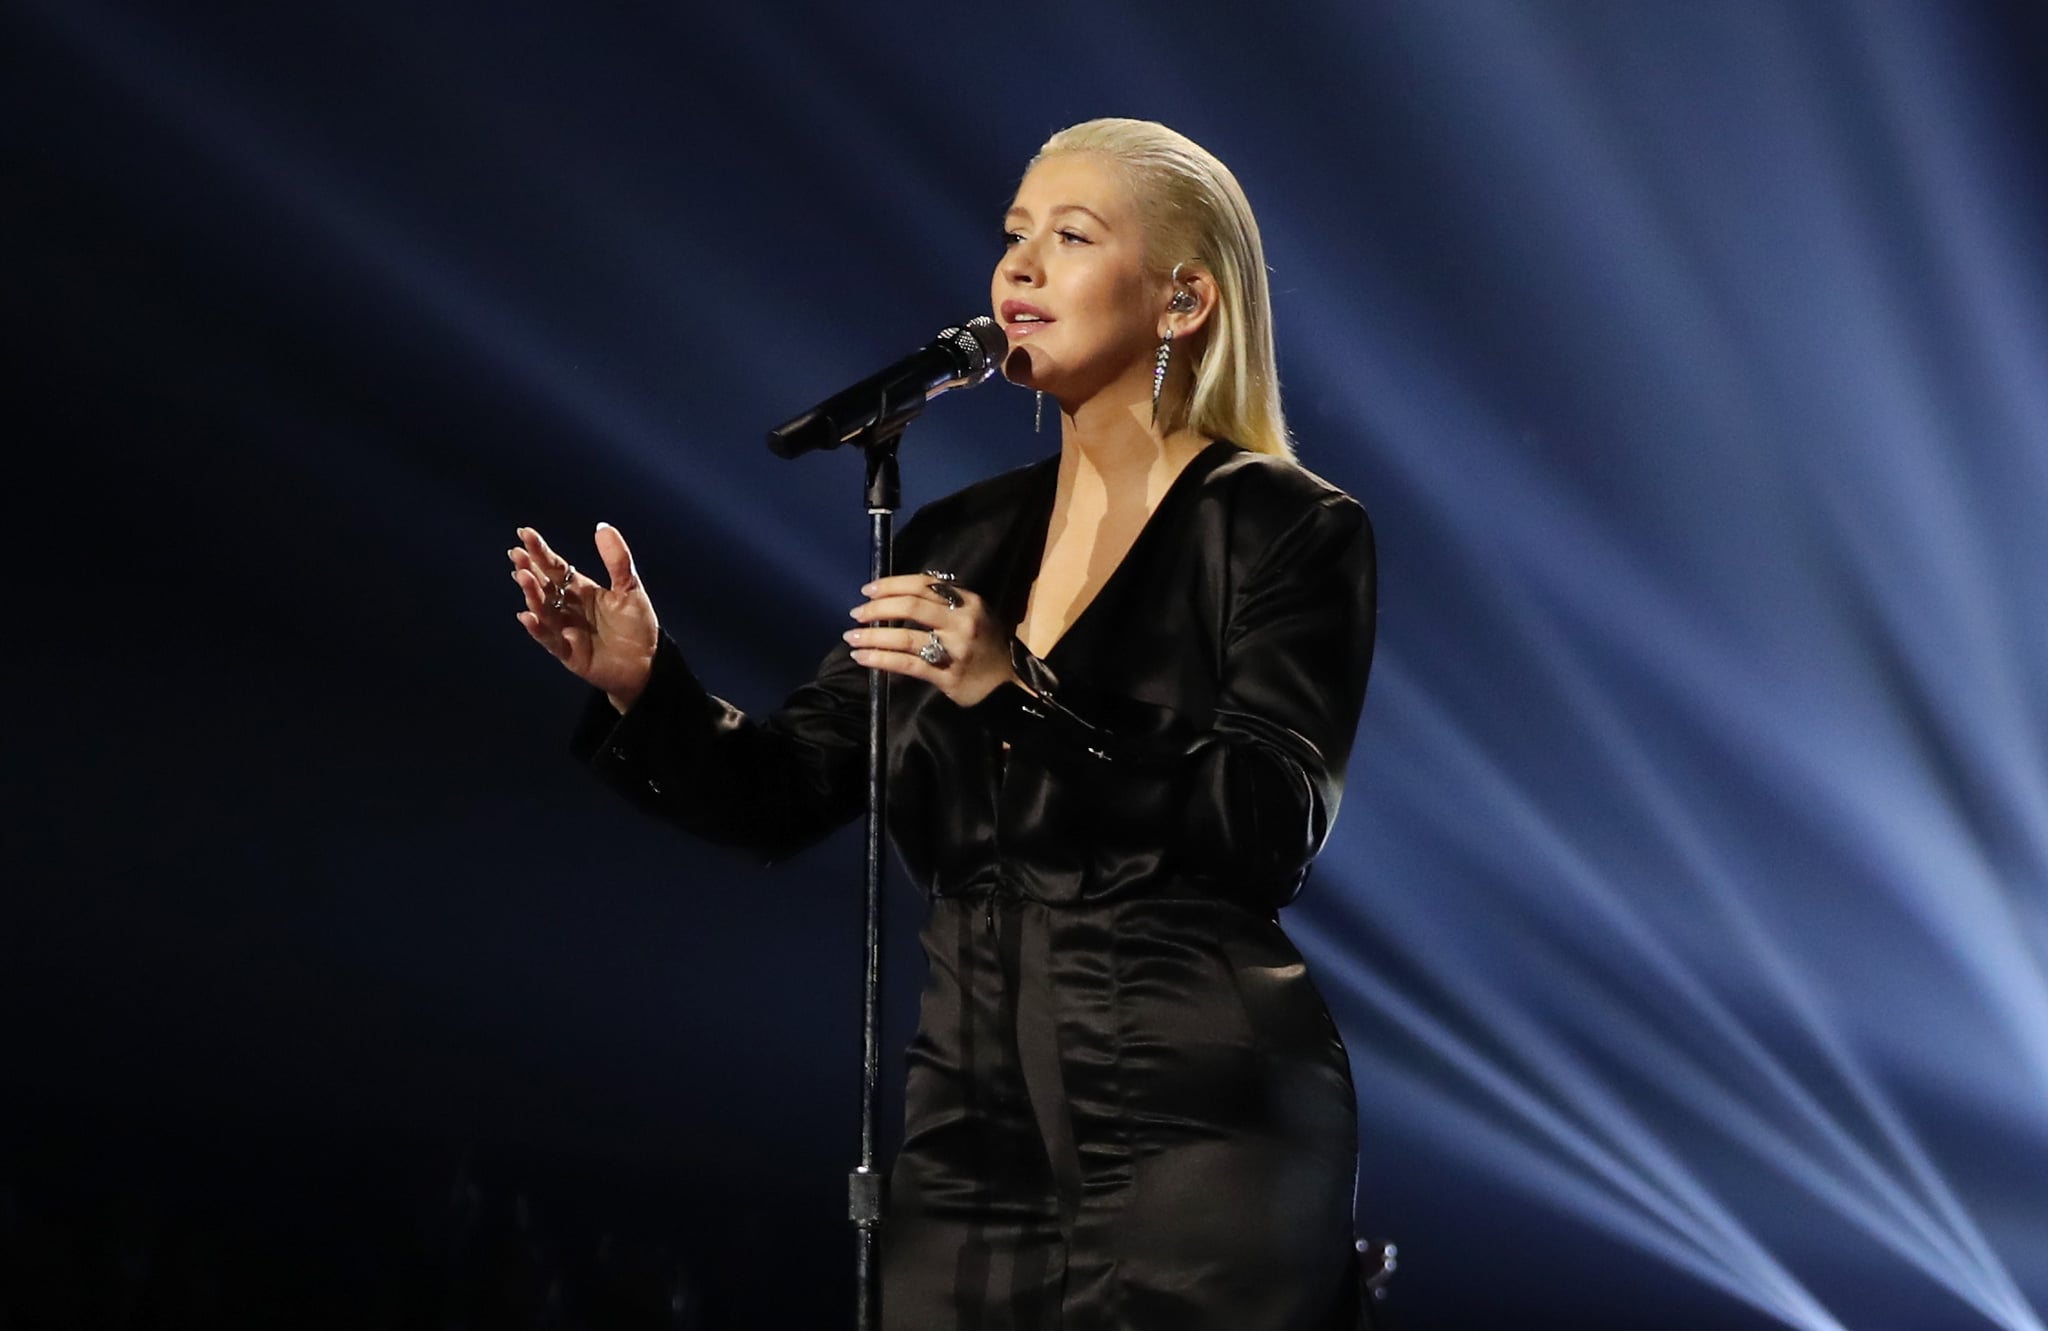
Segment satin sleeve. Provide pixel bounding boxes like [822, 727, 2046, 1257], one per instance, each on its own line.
[968, 492, 1376, 907]
[571, 629, 869, 865]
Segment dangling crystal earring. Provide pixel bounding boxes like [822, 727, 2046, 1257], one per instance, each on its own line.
[1151, 329, 1175, 425]
[1034, 389, 1045, 434]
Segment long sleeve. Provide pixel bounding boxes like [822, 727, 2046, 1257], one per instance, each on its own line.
[968, 491, 1376, 908]
[571, 629, 870, 865]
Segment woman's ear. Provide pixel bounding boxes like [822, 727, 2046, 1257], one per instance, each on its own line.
[1161, 261, 1218, 339]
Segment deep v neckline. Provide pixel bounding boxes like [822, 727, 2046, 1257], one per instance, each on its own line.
[1009, 439, 1236, 663]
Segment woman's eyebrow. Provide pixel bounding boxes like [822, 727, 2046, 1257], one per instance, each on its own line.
[1002, 204, 1112, 228]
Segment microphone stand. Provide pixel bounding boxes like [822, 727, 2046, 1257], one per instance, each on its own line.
[831, 375, 939, 1331]
[769, 327, 998, 1331]
[848, 421, 899, 1331]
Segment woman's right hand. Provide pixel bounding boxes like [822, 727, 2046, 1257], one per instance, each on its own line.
[510, 523, 660, 712]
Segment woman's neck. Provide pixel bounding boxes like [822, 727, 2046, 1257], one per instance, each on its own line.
[1019, 389, 1213, 658]
[1052, 387, 1209, 505]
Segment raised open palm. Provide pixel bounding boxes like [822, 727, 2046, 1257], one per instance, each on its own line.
[509, 523, 660, 710]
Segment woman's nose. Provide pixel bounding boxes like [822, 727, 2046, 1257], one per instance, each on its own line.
[1000, 241, 1040, 285]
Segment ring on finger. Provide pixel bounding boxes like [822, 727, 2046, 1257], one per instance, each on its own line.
[929, 581, 964, 609]
[918, 630, 951, 667]
[551, 566, 575, 612]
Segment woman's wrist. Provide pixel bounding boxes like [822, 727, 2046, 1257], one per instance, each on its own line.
[601, 643, 659, 713]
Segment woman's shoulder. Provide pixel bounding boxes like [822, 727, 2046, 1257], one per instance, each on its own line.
[1200, 441, 1370, 543]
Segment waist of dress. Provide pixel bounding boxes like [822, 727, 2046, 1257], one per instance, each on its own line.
[927, 873, 1275, 920]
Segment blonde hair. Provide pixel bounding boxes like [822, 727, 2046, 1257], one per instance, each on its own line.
[1033, 118, 1292, 458]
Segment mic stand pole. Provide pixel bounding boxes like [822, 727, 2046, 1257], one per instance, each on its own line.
[776, 358, 982, 1330]
[848, 418, 905, 1331]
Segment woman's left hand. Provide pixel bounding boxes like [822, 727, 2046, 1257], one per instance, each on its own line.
[846, 573, 1019, 707]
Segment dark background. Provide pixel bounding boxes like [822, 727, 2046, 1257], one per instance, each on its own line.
[6, 1, 2047, 1327]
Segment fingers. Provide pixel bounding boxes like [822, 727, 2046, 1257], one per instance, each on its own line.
[851, 574, 985, 629]
[861, 574, 978, 605]
[511, 526, 588, 616]
[842, 625, 936, 656]
[593, 522, 639, 594]
[846, 576, 1012, 707]
[515, 605, 571, 661]
[508, 544, 548, 590]
[509, 529, 578, 662]
[849, 643, 948, 690]
[510, 565, 549, 617]
[850, 593, 952, 630]
[516, 526, 574, 585]
[511, 565, 576, 656]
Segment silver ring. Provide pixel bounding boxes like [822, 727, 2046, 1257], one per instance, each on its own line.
[923, 569, 956, 582]
[929, 581, 964, 610]
[918, 630, 951, 667]
[551, 566, 574, 612]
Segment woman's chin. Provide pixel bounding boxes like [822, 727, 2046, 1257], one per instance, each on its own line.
[1001, 345, 1044, 388]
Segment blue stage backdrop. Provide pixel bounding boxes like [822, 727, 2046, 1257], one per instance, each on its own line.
[6, 1, 2045, 1327]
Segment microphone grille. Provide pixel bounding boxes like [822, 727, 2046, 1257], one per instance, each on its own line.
[962, 316, 1005, 369]
[940, 316, 1005, 376]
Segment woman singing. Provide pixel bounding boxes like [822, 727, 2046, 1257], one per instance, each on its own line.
[509, 118, 1379, 1329]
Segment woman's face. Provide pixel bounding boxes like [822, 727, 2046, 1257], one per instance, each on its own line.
[992, 153, 1163, 406]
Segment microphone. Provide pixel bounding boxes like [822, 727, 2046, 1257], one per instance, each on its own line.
[767, 316, 1007, 458]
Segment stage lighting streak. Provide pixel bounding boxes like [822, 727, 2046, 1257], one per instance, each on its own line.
[1392, 524, 2048, 1310]
[1788, 382, 2048, 1111]
[1748, 8, 2048, 894]
[1308, 879, 2038, 1331]
[1365, 3, 1794, 440]
[1347, 662, 2020, 1306]
[655, 12, 968, 233]
[1293, 139, 2048, 1308]
[1847, 3, 2048, 463]
[1518, 911, 2031, 1326]
[22, 0, 867, 597]
[1303, 465, 2048, 1318]
[1369, 375, 2048, 1123]
[1492, 565, 2045, 1330]
[1288, 328, 2048, 1323]
[374, 9, 1038, 521]
[1352, 1041, 1851, 1331]
[1312, 22, 2048, 1214]
[1326, 902, 1991, 1328]
[1296, 924, 1853, 1331]
[1358, 357, 2048, 1125]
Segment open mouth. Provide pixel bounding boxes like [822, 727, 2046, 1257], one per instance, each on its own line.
[1001, 300, 1052, 333]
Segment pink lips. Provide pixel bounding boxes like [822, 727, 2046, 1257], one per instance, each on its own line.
[1001, 300, 1053, 335]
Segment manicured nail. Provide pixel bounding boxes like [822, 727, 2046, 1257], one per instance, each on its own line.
[861, 582, 878, 595]
[842, 630, 859, 643]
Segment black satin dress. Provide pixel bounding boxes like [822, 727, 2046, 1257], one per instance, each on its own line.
[575, 440, 1379, 1329]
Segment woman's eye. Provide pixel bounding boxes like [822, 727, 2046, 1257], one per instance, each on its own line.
[1056, 229, 1089, 244]
[1002, 230, 1025, 246]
